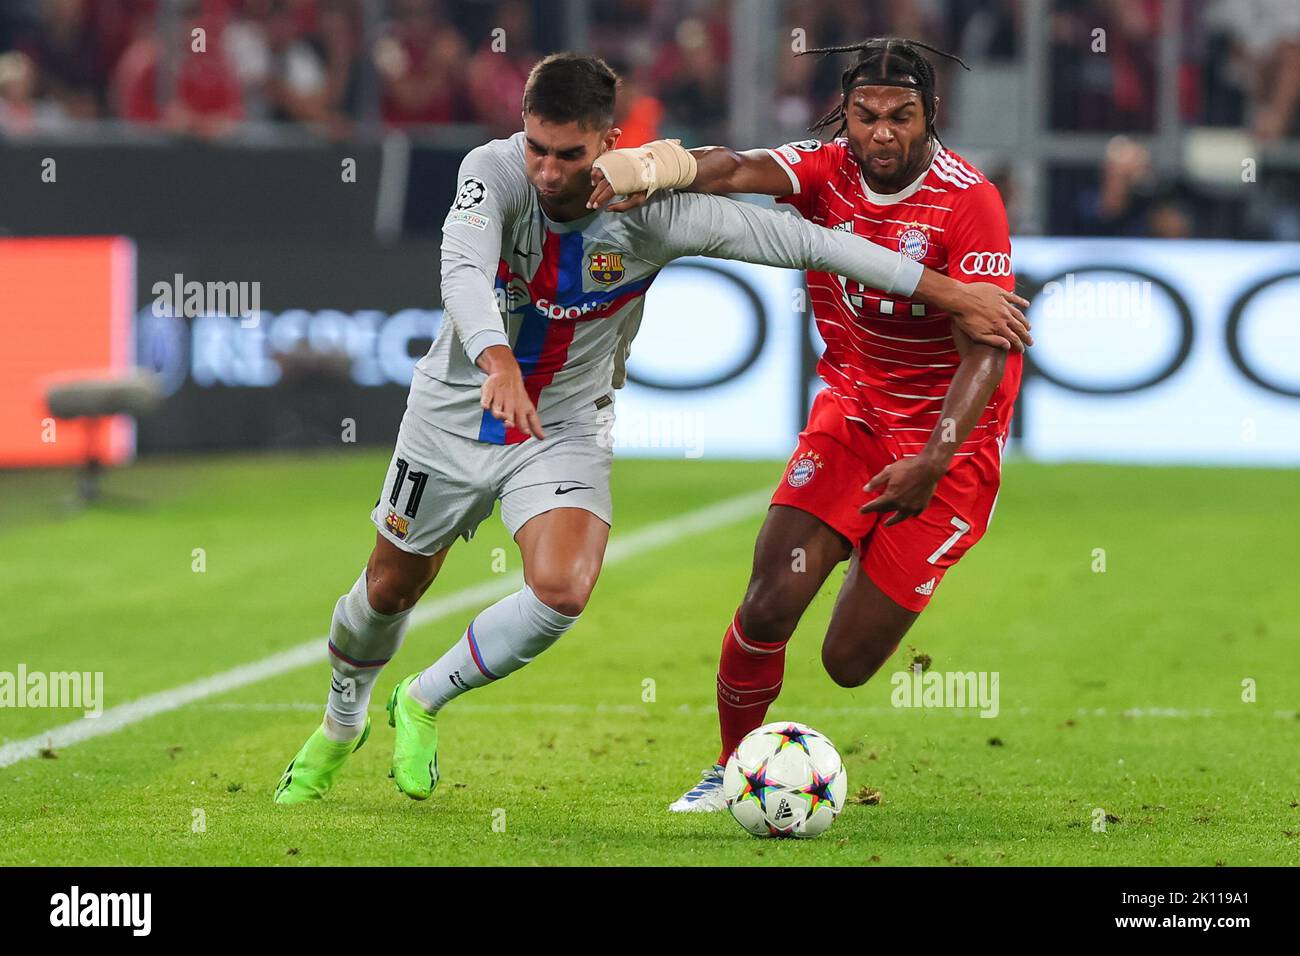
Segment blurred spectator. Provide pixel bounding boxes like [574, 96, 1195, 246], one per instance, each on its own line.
[949, 0, 1019, 62]
[113, 0, 243, 138]
[0, 51, 47, 135]
[1207, 0, 1300, 140]
[227, 0, 356, 136]
[607, 58, 662, 147]
[651, 15, 729, 143]
[1080, 135, 1196, 237]
[982, 161, 1028, 233]
[466, 0, 537, 138]
[1049, 0, 1159, 132]
[374, 0, 470, 127]
[314, 0, 363, 125]
[15, 0, 102, 119]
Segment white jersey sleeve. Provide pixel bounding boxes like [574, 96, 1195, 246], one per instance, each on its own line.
[439, 142, 531, 365]
[625, 190, 923, 297]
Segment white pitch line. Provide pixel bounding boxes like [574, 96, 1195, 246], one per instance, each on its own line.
[190, 702, 1300, 719]
[0, 488, 772, 769]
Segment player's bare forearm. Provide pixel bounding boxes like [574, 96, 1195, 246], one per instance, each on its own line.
[913, 271, 1032, 352]
[916, 328, 1007, 476]
[685, 147, 791, 196]
[476, 345, 545, 440]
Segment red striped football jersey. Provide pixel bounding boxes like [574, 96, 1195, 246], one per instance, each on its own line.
[767, 137, 1022, 460]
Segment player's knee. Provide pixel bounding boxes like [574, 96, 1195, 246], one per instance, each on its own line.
[738, 586, 801, 644]
[363, 576, 411, 615]
[528, 578, 592, 619]
[822, 629, 902, 688]
[821, 643, 870, 688]
[365, 560, 431, 615]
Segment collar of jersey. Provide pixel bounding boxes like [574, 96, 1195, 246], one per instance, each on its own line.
[858, 146, 939, 206]
[539, 203, 599, 233]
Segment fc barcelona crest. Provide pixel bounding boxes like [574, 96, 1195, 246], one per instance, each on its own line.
[589, 251, 624, 284]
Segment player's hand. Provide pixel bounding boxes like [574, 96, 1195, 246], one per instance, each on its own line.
[587, 167, 649, 213]
[479, 363, 545, 440]
[859, 457, 945, 526]
[951, 282, 1033, 353]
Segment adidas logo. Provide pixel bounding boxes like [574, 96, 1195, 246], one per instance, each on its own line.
[914, 577, 936, 596]
[774, 797, 794, 821]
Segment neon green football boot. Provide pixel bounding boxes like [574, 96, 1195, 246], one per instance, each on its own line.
[273, 715, 371, 805]
[387, 674, 440, 800]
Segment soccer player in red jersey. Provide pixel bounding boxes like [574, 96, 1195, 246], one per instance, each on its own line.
[590, 38, 1025, 811]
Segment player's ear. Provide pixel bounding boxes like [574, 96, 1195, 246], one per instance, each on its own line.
[604, 126, 622, 151]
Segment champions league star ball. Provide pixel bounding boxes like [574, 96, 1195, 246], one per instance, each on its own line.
[722, 721, 848, 838]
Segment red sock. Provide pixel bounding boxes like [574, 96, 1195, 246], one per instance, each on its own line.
[716, 610, 788, 765]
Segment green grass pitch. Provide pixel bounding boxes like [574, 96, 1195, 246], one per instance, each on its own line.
[0, 451, 1296, 866]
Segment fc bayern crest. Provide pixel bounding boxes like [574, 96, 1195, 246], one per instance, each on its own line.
[589, 251, 624, 284]
[898, 228, 929, 261]
[787, 452, 823, 488]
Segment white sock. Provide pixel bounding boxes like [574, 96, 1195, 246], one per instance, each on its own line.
[412, 585, 578, 712]
[324, 570, 412, 739]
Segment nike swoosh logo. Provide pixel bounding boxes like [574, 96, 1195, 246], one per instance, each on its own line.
[554, 484, 594, 495]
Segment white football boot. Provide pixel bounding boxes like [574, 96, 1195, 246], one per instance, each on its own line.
[668, 764, 727, 812]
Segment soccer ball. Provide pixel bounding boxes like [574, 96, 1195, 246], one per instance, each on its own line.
[722, 721, 848, 838]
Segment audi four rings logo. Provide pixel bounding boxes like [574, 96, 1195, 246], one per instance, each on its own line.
[960, 252, 1013, 276]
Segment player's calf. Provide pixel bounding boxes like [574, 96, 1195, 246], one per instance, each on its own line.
[715, 506, 850, 763]
[821, 562, 919, 688]
[392, 585, 579, 799]
[325, 566, 416, 738]
[274, 537, 446, 803]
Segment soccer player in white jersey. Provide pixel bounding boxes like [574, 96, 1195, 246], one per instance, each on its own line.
[273, 53, 1030, 804]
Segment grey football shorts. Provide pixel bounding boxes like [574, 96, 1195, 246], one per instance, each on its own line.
[370, 407, 613, 556]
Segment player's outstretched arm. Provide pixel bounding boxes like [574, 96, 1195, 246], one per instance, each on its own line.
[861, 325, 1006, 525]
[594, 144, 1031, 350]
[632, 190, 1031, 349]
[589, 144, 790, 211]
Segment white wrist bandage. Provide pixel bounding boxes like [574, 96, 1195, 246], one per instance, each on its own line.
[592, 138, 698, 197]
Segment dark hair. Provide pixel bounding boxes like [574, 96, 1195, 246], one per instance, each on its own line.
[799, 37, 969, 142]
[523, 53, 619, 130]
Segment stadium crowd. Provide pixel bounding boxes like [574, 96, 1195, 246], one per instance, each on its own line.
[1, 0, 1298, 237]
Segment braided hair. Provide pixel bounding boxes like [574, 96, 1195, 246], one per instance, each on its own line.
[799, 37, 970, 142]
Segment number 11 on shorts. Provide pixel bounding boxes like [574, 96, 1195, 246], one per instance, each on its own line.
[927, 516, 971, 565]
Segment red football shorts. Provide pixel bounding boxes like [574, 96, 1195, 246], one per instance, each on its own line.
[770, 390, 1004, 612]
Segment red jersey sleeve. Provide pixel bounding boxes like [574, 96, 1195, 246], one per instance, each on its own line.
[942, 180, 1015, 293]
[766, 138, 846, 219]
